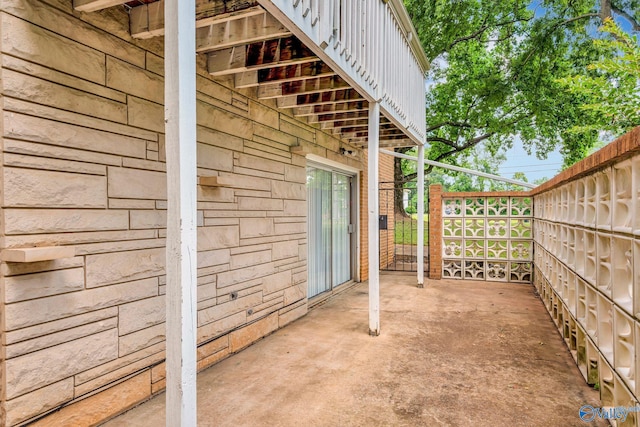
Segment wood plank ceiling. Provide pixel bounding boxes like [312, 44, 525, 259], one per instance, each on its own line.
[74, 0, 415, 148]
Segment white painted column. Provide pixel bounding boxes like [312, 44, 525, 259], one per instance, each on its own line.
[164, 0, 197, 425]
[368, 102, 380, 336]
[417, 144, 425, 288]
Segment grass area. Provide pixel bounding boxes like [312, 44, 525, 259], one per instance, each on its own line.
[394, 219, 429, 245]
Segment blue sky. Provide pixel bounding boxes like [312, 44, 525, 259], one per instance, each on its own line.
[424, 1, 636, 186]
[498, 140, 563, 183]
[496, 0, 637, 185]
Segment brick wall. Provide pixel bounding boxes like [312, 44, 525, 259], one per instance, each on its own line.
[360, 151, 369, 281]
[428, 184, 443, 279]
[358, 151, 396, 280]
[378, 153, 395, 269]
[0, 1, 364, 425]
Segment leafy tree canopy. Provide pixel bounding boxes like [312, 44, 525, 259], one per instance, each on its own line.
[558, 18, 640, 135]
[403, 0, 640, 173]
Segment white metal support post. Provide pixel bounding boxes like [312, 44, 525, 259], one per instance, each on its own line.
[368, 102, 380, 336]
[165, 0, 197, 425]
[416, 144, 425, 288]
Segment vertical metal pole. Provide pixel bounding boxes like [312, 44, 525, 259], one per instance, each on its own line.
[368, 102, 380, 336]
[417, 144, 425, 288]
[165, 0, 197, 425]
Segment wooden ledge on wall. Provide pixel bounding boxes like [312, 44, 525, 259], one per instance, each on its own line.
[1, 246, 76, 263]
[290, 144, 309, 155]
[198, 176, 234, 187]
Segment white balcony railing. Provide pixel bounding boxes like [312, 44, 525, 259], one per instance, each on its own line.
[259, 0, 428, 144]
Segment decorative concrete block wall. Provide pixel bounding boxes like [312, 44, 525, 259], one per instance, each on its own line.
[531, 128, 640, 423]
[0, 1, 364, 425]
[440, 191, 533, 283]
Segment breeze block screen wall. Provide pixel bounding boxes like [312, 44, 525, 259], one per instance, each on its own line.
[440, 192, 533, 283]
[531, 128, 640, 424]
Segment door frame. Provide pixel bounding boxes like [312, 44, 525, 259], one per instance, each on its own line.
[306, 154, 361, 288]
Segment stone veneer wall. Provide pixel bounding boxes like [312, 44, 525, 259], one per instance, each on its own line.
[531, 128, 640, 423]
[0, 1, 365, 425]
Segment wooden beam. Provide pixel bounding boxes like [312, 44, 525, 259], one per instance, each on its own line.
[208, 37, 317, 76]
[235, 61, 335, 89]
[198, 176, 234, 187]
[332, 124, 370, 134]
[320, 118, 368, 129]
[1, 246, 76, 263]
[290, 145, 308, 154]
[277, 89, 363, 108]
[340, 129, 406, 139]
[379, 142, 415, 148]
[196, 12, 290, 52]
[164, 0, 197, 424]
[196, 0, 260, 21]
[73, 0, 123, 12]
[307, 111, 369, 123]
[130, 2, 287, 45]
[347, 138, 414, 147]
[330, 122, 395, 134]
[294, 101, 369, 117]
[258, 75, 350, 99]
[129, 1, 165, 38]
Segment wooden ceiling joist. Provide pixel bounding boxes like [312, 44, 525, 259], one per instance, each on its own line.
[348, 137, 414, 147]
[73, 0, 125, 12]
[330, 123, 396, 135]
[307, 111, 369, 123]
[293, 101, 369, 117]
[321, 117, 391, 129]
[129, 1, 289, 48]
[208, 36, 317, 76]
[340, 129, 406, 139]
[338, 129, 402, 138]
[380, 140, 416, 148]
[234, 62, 335, 89]
[277, 89, 363, 109]
[320, 118, 368, 129]
[196, 12, 290, 52]
[258, 75, 350, 100]
[195, 0, 260, 21]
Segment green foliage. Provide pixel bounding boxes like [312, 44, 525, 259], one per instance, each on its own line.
[558, 19, 640, 136]
[402, 0, 639, 184]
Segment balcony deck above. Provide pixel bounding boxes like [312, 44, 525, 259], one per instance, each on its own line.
[73, 0, 429, 148]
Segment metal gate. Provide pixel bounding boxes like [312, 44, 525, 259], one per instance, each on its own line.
[379, 181, 429, 274]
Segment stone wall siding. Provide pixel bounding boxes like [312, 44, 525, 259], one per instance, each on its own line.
[531, 128, 640, 419]
[0, 1, 364, 425]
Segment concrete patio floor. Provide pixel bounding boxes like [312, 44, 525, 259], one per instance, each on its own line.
[104, 274, 606, 426]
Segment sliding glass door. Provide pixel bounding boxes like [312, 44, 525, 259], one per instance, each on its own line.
[307, 166, 354, 298]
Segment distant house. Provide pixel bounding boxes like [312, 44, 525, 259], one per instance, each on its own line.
[0, 0, 428, 425]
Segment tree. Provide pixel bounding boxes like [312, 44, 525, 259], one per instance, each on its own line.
[392, 0, 639, 214]
[558, 18, 640, 135]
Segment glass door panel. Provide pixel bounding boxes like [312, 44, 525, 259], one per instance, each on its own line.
[332, 173, 351, 286]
